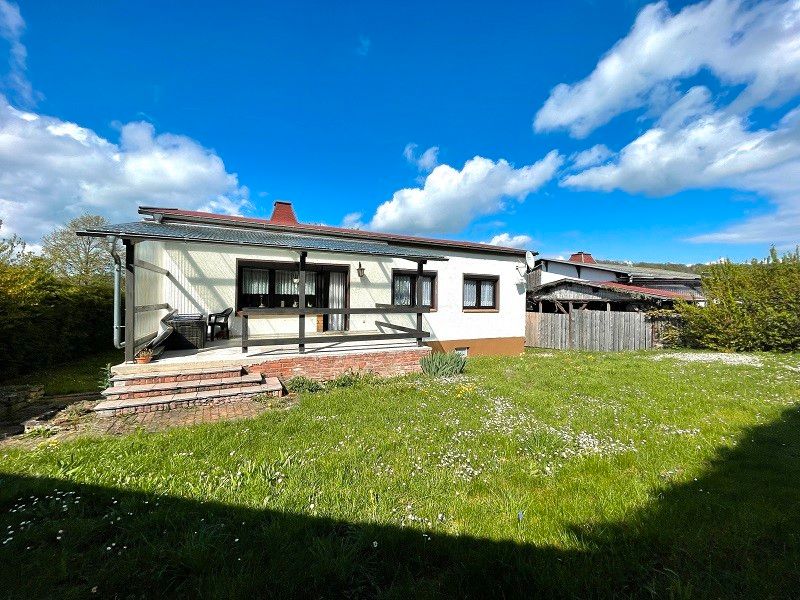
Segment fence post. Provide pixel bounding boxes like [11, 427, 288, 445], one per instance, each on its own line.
[242, 313, 248, 353]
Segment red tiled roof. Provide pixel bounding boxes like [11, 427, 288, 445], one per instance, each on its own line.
[597, 281, 694, 300]
[568, 251, 596, 264]
[138, 206, 528, 256]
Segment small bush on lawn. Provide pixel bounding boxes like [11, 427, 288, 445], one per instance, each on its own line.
[420, 351, 467, 377]
[285, 376, 324, 394]
[285, 371, 380, 394]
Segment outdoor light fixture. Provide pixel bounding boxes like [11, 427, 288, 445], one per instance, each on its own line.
[357, 262, 366, 277]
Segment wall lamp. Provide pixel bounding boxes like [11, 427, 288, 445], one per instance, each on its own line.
[356, 262, 366, 278]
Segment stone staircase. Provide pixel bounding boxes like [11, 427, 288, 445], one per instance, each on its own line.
[94, 366, 284, 416]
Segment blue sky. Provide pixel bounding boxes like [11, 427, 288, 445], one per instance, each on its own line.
[1, 0, 799, 262]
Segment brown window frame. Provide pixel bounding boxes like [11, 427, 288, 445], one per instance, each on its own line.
[391, 269, 437, 310]
[462, 274, 499, 312]
[235, 259, 350, 328]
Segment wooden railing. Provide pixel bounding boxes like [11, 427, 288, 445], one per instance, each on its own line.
[240, 252, 431, 354]
[239, 304, 431, 353]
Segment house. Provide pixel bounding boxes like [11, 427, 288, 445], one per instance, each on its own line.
[530, 252, 704, 302]
[78, 202, 529, 414]
[524, 252, 703, 351]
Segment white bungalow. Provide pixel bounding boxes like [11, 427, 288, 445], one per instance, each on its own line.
[79, 202, 530, 413]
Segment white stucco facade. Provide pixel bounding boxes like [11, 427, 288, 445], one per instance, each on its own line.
[133, 239, 527, 352]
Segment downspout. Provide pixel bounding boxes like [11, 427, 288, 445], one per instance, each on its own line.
[108, 236, 124, 349]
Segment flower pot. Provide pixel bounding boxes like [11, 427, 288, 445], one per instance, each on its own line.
[135, 356, 152, 364]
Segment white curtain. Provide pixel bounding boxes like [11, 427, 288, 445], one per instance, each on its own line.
[464, 279, 477, 307]
[394, 274, 412, 305]
[420, 276, 433, 306]
[480, 280, 495, 307]
[242, 268, 269, 294]
[328, 271, 346, 331]
[275, 269, 316, 295]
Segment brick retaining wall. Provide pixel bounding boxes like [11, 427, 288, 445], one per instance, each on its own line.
[248, 346, 430, 381]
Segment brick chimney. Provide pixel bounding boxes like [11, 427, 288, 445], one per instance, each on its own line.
[568, 251, 596, 264]
[269, 201, 299, 225]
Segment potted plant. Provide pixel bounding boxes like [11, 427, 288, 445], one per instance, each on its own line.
[135, 348, 154, 364]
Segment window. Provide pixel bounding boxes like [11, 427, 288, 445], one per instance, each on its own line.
[391, 270, 436, 308]
[236, 260, 344, 313]
[463, 275, 498, 310]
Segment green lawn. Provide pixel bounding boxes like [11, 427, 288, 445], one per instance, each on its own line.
[1, 350, 799, 598]
[2, 349, 122, 396]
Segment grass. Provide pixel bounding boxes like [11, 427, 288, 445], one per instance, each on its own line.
[2, 349, 122, 396]
[1, 349, 799, 598]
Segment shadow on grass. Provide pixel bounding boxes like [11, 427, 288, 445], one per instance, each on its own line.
[1, 408, 799, 598]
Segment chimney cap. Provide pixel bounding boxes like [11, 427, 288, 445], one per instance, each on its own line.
[568, 251, 596, 264]
[270, 201, 299, 225]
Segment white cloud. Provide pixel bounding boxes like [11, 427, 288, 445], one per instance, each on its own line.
[534, 0, 800, 138]
[569, 144, 614, 170]
[368, 150, 562, 234]
[0, 95, 250, 242]
[403, 143, 440, 172]
[562, 90, 800, 244]
[356, 35, 371, 57]
[341, 212, 364, 229]
[485, 233, 533, 249]
[0, 0, 37, 106]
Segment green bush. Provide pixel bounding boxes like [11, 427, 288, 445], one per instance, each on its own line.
[284, 376, 324, 394]
[420, 351, 467, 376]
[285, 371, 382, 394]
[676, 247, 800, 352]
[0, 258, 114, 380]
[327, 370, 377, 388]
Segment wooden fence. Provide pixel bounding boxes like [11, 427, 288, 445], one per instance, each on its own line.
[525, 310, 667, 351]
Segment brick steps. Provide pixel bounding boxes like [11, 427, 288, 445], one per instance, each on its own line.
[111, 366, 244, 387]
[94, 378, 284, 416]
[102, 374, 264, 401]
[95, 366, 285, 416]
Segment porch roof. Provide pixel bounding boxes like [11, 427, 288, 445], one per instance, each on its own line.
[79, 221, 448, 261]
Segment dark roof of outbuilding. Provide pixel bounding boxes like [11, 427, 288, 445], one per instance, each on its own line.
[536, 257, 701, 280]
[78, 221, 448, 261]
[530, 278, 699, 301]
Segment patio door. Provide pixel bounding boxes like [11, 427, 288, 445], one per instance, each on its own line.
[328, 271, 346, 331]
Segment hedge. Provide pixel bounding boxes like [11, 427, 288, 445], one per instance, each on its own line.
[0, 259, 115, 379]
[676, 248, 800, 352]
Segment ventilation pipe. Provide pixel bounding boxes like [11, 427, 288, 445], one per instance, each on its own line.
[108, 236, 125, 349]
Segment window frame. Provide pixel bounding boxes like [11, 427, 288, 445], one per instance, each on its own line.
[235, 259, 350, 319]
[390, 269, 438, 310]
[462, 274, 499, 312]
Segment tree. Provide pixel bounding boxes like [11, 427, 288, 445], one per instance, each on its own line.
[41, 214, 117, 285]
[0, 220, 32, 265]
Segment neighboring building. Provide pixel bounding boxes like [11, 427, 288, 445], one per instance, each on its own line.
[530, 252, 704, 301]
[528, 278, 696, 313]
[525, 252, 703, 352]
[79, 201, 529, 367]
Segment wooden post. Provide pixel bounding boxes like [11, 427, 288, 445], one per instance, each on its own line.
[298, 252, 307, 354]
[538, 301, 543, 313]
[124, 240, 136, 363]
[567, 301, 573, 350]
[416, 260, 426, 346]
[606, 302, 611, 312]
[242, 313, 248, 353]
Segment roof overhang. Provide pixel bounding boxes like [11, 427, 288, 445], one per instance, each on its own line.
[138, 206, 530, 258]
[79, 221, 448, 262]
[529, 278, 694, 301]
